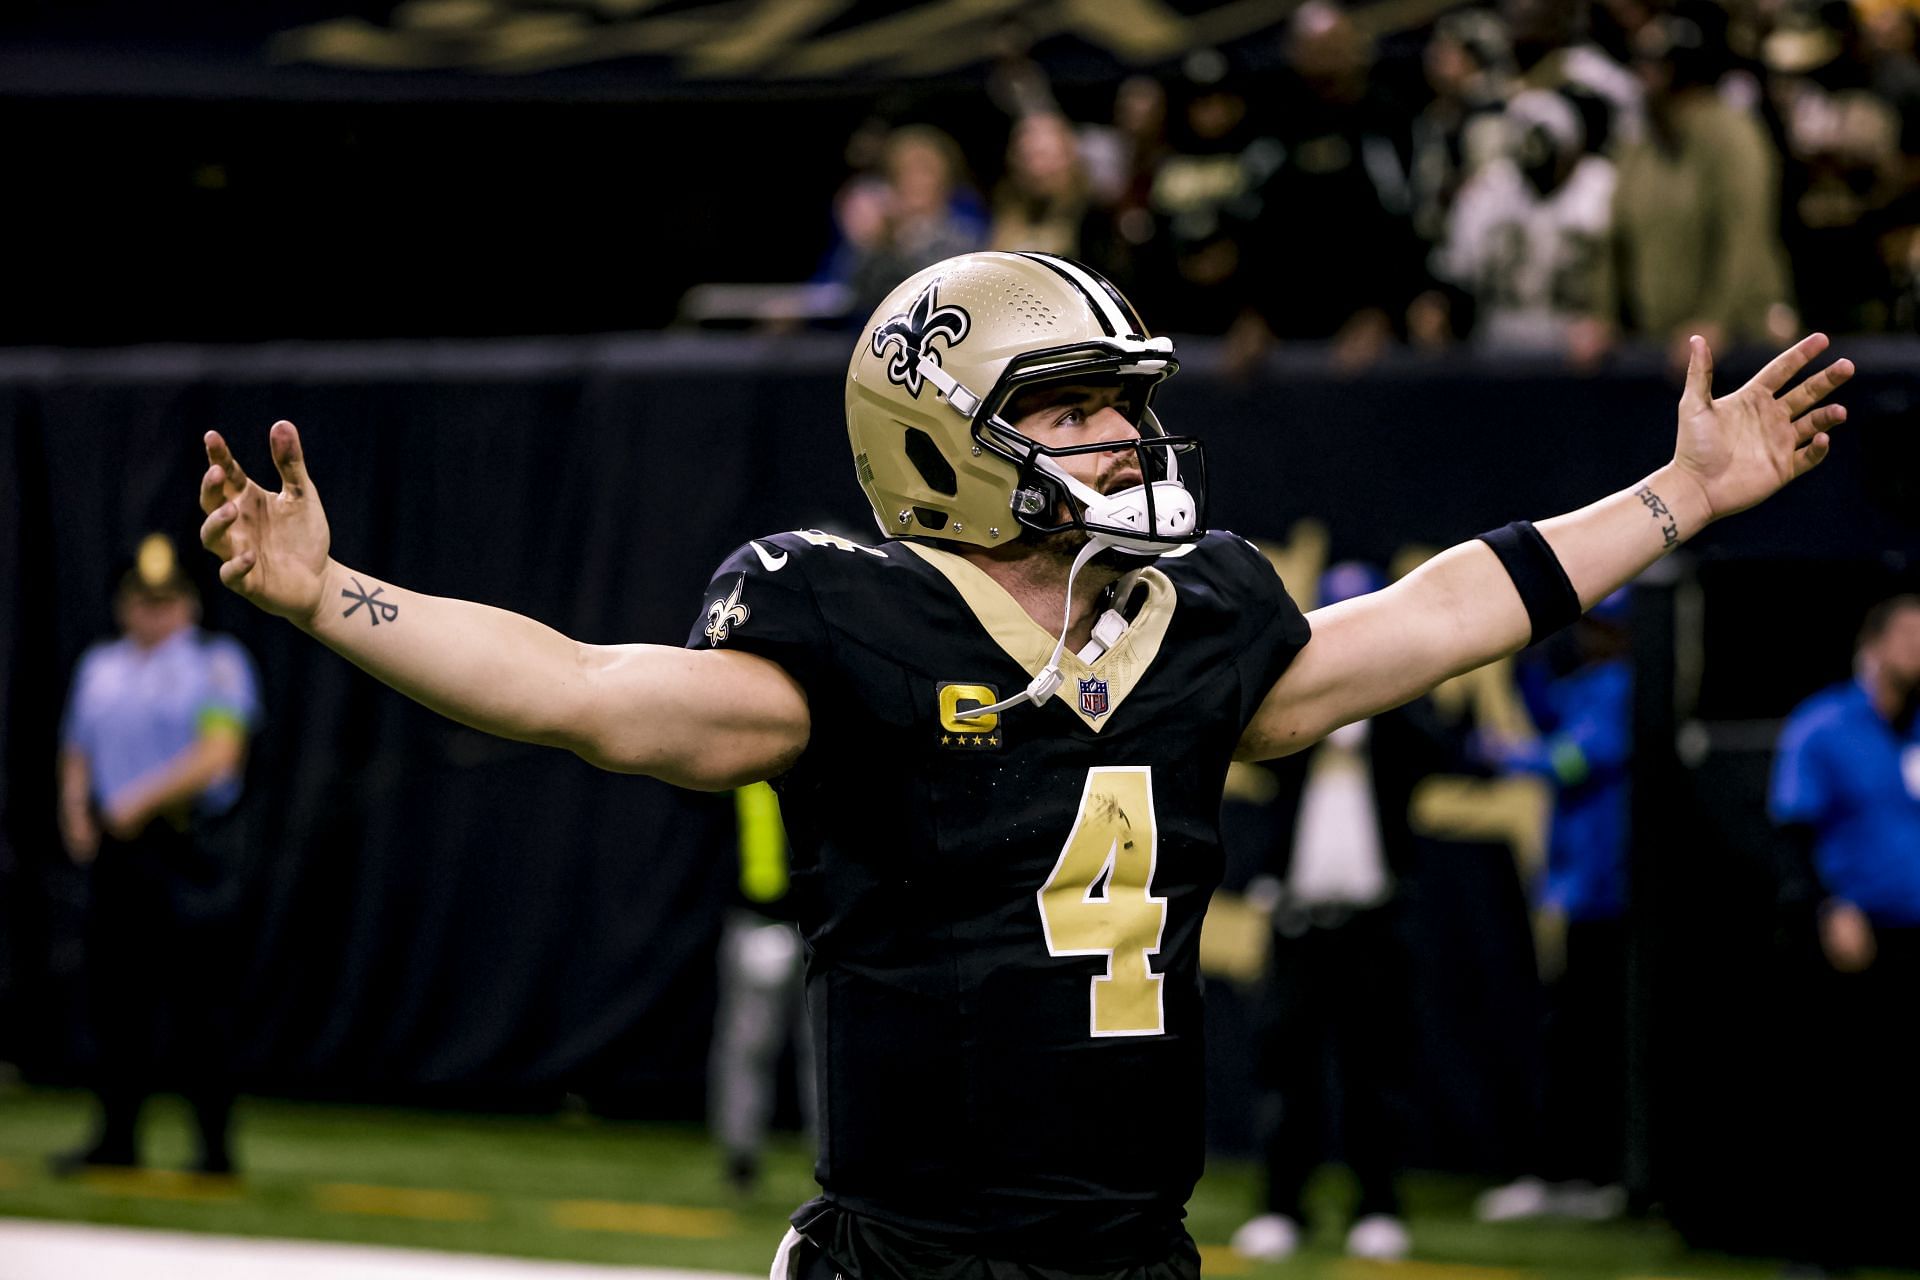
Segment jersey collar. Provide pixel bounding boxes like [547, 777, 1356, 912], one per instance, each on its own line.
[898, 541, 1177, 733]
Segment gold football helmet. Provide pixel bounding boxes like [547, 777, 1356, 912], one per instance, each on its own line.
[846, 251, 1204, 552]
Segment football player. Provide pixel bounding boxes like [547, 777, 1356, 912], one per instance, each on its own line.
[197, 251, 1850, 1280]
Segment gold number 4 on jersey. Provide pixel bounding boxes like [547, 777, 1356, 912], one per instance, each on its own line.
[1037, 766, 1167, 1037]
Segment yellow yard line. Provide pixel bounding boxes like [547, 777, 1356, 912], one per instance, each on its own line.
[312, 1182, 491, 1222]
[1334, 1261, 1530, 1280]
[548, 1199, 735, 1238]
[1197, 1244, 1254, 1275]
[78, 1168, 245, 1202]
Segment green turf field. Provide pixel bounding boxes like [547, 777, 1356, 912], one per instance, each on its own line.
[0, 1087, 1875, 1278]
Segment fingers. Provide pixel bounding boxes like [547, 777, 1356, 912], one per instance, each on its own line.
[198, 462, 228, 514]
[1794, 402, 1847, 442]
[270, 420, 313, 496]
[1680, 334, 1714, 413]
[218, 550, 257, 588]
[1780, 356, 1855, 418]
[203, 430, 251, 492]
[1793, 432, 1831, 480]
[201, 430, 256, 513]
[1753, 332, 1830, 395]
[200, 498, 240, 556]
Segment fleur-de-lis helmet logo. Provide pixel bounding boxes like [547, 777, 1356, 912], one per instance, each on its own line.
[704, 575, 750, 645]
[870, 282, 971, 398]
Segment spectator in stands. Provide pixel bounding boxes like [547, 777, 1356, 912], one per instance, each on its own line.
[1409, 9, 1517, 251]
[1765, 0, 1920, 330]
[1768, 593, 1920, 1268]
[1505, 0, 1645, 154]
[988, 112, 1099, 262]
[1428, 88, 1617, 363]
[1590, 0, 1664, 69]
[1129, 49, 1266, 335]
[1080, 75, 1171, 218]
[833, 125, 988, 322]
[1076, 76, 1172, 296]
[1229, 563, 1421, 1265]
[1857, 0, 1920, 326]
[1229, 1, 1421, 372]
[52, 534, 260, 1179]
[1474, 594, 1634, 1223]
[815, 175, 893, 316]
[1612, 8, 1797, 361]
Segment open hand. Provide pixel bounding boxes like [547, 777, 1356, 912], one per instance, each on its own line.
[199, 421, 332, 624]
[1672, 333, 1852, 522]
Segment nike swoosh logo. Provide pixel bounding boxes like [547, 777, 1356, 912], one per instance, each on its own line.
[751, 541, 788, 572]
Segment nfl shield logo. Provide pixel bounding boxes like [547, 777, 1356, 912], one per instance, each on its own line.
[1078, 676, 1111, 719]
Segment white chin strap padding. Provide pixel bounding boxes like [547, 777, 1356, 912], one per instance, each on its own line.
[1039, 460, 1198, 554]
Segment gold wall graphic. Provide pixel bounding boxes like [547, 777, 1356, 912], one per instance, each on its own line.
[272, 0, 1311, 78]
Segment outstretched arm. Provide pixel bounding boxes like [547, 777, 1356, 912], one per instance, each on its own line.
[1239, 333, 1852, 759]
[199, 422, 809, 790]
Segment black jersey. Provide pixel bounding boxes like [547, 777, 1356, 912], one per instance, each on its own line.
[686, 529, 1310, 1265]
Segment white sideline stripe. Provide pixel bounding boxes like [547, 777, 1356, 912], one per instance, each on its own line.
[0, 1219, 760, 1280]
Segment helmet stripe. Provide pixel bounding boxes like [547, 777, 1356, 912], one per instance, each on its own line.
[1014, 252, 1130, 339]
[1056, 256, 1148, 338]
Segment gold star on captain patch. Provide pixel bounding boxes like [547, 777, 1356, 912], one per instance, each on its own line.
[940, 735, 952, 745]
[987, 736, 1001, 746]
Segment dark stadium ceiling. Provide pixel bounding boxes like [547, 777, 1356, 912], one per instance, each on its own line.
[0, 0, 1463, 100]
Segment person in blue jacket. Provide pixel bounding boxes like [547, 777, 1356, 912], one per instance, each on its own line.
[1475, 591, 1632, 1222]
[1772, 594, 1920, 959]
[1767, 592, 1920, 1268]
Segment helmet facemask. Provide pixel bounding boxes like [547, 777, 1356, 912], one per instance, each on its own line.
[992, 414, 1206, 556]
[920, 338, 1209, 556]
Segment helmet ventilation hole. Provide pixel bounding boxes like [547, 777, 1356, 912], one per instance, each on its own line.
[903, 427, 958, 496]
[912, 507, 949, 530]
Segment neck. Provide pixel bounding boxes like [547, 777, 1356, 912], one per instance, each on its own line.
[956, 536, 1126, 651]
[129, 621, 190, 652]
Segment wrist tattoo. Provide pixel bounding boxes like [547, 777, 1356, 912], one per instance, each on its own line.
[1635, 485, 1681, 551]
[341, 577, 400, 626]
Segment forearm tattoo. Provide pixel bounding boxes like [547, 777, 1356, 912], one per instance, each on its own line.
[341, 577, 400, 626]
[1635, 485, 1681, 551]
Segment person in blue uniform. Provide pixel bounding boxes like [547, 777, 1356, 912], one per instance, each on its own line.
[1768, 592, 1920, 1268]
[54, 534, 261, 1176]
[1474, 594, 1632, 1222]
[193, 250, 1848, 1278]
[1772, 594, 1920, 955]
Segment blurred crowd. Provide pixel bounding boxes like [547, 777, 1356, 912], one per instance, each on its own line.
[815, 0, 1920, 368]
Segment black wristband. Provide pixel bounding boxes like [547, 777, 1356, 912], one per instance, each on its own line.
[1476, 521, 1582, 645]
